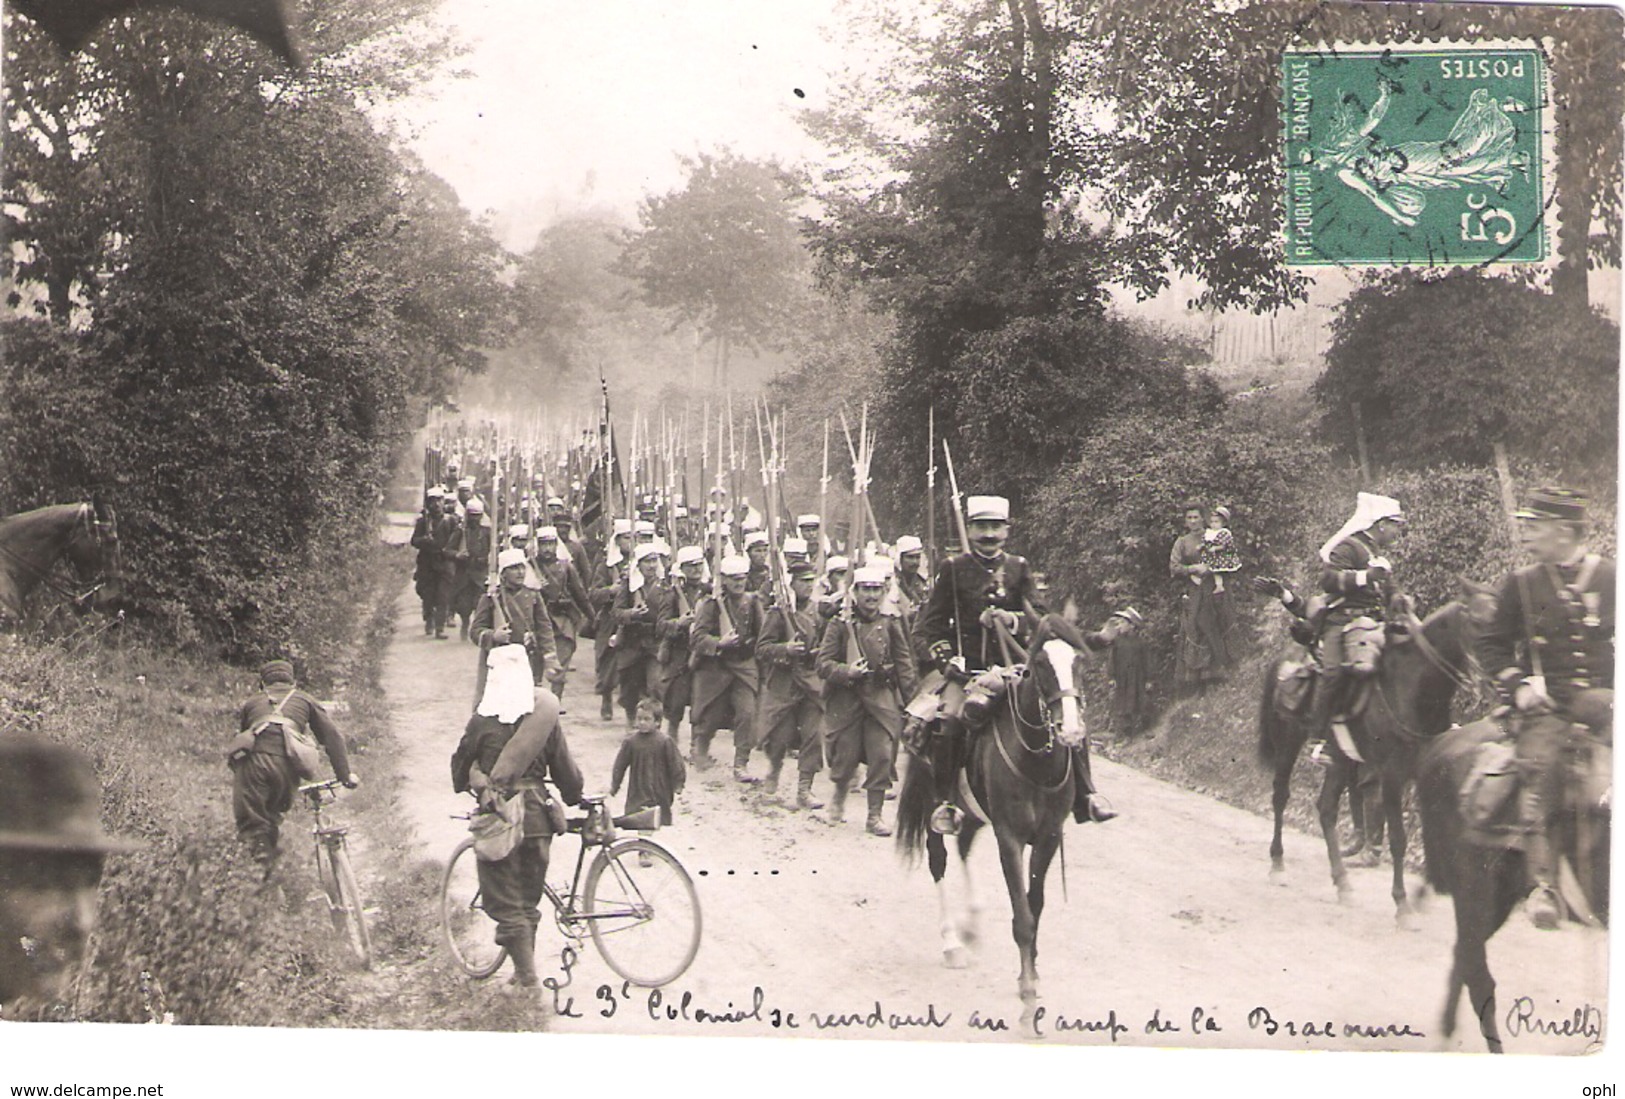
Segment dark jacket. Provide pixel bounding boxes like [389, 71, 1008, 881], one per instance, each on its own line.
[450, 714, 585, 837]
[1477, 555, 1615, 708]
[238, 686, 351, 777]
[817, 609, 918, 726]
[915, 550, 1044, 673]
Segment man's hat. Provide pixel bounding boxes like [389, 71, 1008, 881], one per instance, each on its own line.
[719, 555, 751, 577]
[633, 543, 664, 563]
[425, 486, 445, 499]
[634, 520, 657, 535]
[508, 523, 530, 539]
[0, 735, 142, 853]
[1110, 607, 1145, 627]
[895, 535, 924, 555]
[259, 659, 296, 685]
[788, 561, 818, 581]
[676, 546, 705, 566]
[782, 537, 809, 556]
[797, 514, 821, 527]
[744, 531, 770, 549]
[546, 496, 566, 509]
[853, 566, 887, 588]
[826, 555, 849, 574]
[535, 525, 558, 541]
[465, 499, 484, 515]
[497, 548, 528, 571]
[457, 477, 476, 490]
[1515, 486, 1589, 522]
[966, 495, 1010, 522]
[613, 519, 634, 536]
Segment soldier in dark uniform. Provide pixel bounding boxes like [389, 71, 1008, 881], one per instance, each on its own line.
[893, 534, 930, 640]
[472, 549, 560, 690]
[915, 495, 1114, 831]
[550, 504, 593, 583]
[745, 531, 774, 596]
[612, 544, 674, 729]
[689, 555, 764, 780]
[756, 561, 828, 809]
[657, 546, 709, 741]
[818, 566, 918, 834]
[1476, 487, 1614, 930]
[533, 526, 592, 703]
[449, 498, 492, 642]
[230, 660, 358, 863]
[411, 488, 457, 638]
[1304, 492, 1407, 761]
[590, 519, 635, 720]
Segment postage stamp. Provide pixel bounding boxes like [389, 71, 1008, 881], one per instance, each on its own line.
[1282, 41, 1553, 268]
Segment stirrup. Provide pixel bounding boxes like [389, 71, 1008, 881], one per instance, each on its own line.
[1085, 794, 1117, 823]
[1307, 739, 1330, 768]
[929, 803, 963, 835]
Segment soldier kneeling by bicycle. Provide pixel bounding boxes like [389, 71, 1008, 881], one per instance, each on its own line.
[1476, 487, 1614, 931]
[452, 646, 584, 988]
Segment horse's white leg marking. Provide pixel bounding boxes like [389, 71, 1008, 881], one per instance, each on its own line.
[937, 875, 968, 968]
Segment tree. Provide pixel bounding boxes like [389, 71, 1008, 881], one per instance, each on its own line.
[617, 151, 808, 387]
[1312, 271, 1619, 473]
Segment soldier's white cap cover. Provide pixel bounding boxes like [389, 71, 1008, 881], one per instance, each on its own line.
[782, 537, 809, 555]
[798, 514, 821, 527]
[966, 495, 1010, 522]
[465, 499, 484, 515]
[895, 535, 924, 555]
[651, 539, 672, 557]
[826, 555, 849, 573]
[676, 546, 705, 566]
[872, 555, 896, 576]
[613, 519, 634, 536]
[853, 566, 887, 587]
[535, 525, 558, 540]
[744, 531, 770, 548]
[720, 555, 751, 577]
[508, 523, 530, 538]
[497, 548, 528, 571]
[457, 477, 476, 490]
[546, 496, 566, 508]
[635, 520, 657, 534]
[634, 543, 664, 563]
[426, 486, 445, 498]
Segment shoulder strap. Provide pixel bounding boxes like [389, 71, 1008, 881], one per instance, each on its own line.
[1514, 565, 1544, 679]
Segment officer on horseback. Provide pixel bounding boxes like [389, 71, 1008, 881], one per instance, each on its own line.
[914, 494, 1115, 833]
[1477, 487, 1614, 930]
[1304, 492, 1407, 763]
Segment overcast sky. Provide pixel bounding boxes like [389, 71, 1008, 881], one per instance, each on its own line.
[393, 0, 847, 251]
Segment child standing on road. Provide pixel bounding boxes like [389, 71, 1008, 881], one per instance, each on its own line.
[611, 699, 687, 826]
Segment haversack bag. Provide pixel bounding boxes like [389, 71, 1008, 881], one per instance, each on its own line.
[471, 791, 526, 861]
[231, 686, 322, 781]
[1459, 737, 1519, 829]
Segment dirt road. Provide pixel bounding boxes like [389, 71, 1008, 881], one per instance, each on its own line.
[378, 515, 1604, 1053]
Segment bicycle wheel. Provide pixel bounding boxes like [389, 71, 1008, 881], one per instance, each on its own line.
[441, 838, 507, 979]
[320, 841, 374, 969]
[583, 838, 701, 987]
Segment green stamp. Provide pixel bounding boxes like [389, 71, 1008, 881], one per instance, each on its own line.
[1283, 42, 1552, 267]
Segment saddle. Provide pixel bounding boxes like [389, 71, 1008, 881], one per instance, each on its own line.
[1458, 717, 1612, 847]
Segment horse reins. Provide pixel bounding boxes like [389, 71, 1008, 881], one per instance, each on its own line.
[992, 664, 1074, 793]
[0, 503, 118, 609]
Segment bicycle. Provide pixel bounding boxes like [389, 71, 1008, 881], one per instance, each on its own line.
[299, 779, 374, 970]
[441, 794, 701, 987]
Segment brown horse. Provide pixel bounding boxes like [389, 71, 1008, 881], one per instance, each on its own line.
[896, 614, 1090, 1037]
[0, 500, 123, 623]
[1417, 717, 1610, 1052]
[1311, 591, 1495, 925]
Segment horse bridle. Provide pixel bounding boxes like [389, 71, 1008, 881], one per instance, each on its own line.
[993, 659, 1077, 794]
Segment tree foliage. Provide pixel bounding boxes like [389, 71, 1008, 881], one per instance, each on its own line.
[617, 151, 809, 387]
[1, 2, 512, 656]
[1313, 271, 1618, 473]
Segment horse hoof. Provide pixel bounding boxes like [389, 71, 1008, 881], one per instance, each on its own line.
[958, 921, 980, 946]
[1395, 908, 1421, 933]
[1269, 865, 1288, 886]
[1353, 848, 1382, 869]
[943, 947, 968, 970]
[1336, 884, 1356, 905]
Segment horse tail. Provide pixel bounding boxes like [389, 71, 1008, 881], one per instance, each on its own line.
[894, 747, 935, 864]
[1257, 659, 1284, 768]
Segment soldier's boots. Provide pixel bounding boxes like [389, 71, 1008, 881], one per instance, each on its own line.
[599, 694, 615, 721]
[507, 933, 540, 988]
[761, 762, 784, 800]
[795, 776, 824, 811]
[1522, 786, 1563, 931]
[825, 781, 849, 824]
[1304, 668, 1347, 768]
[1071, 743, 1117, 824]
[733, 750, 760, 784]
[866, 789, 892, 837]
[691, 733, 714, 771]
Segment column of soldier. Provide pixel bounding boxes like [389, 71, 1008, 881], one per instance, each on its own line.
[410, 402, 1120, 839]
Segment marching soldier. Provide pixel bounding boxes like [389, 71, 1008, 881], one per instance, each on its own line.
[744, 531, 773, 596]
[893, 534, 930, 637]
[756, 560, 828, 809]
[472, 549, 561, 690]
[550, 502, 594, 582]
[798, 514, 829, 566]
[590, 519, 635, 721]
[533, 526, 592, 702]
[1477, 487, 1614, 930]
[817, 566, 918, 834]
[689, 555, 764, 780]
[915, 495, 1114, 831]
[1304, 492, 1407, 762]
[449, 498, 492, 642]
[411, 488, 457, 638]
[657, 546, 709, 740]
[612, 544, 674, 729]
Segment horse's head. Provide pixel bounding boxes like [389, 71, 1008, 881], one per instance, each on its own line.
[1026, 614, 1089, 750]
[68, 500, 123, 612]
